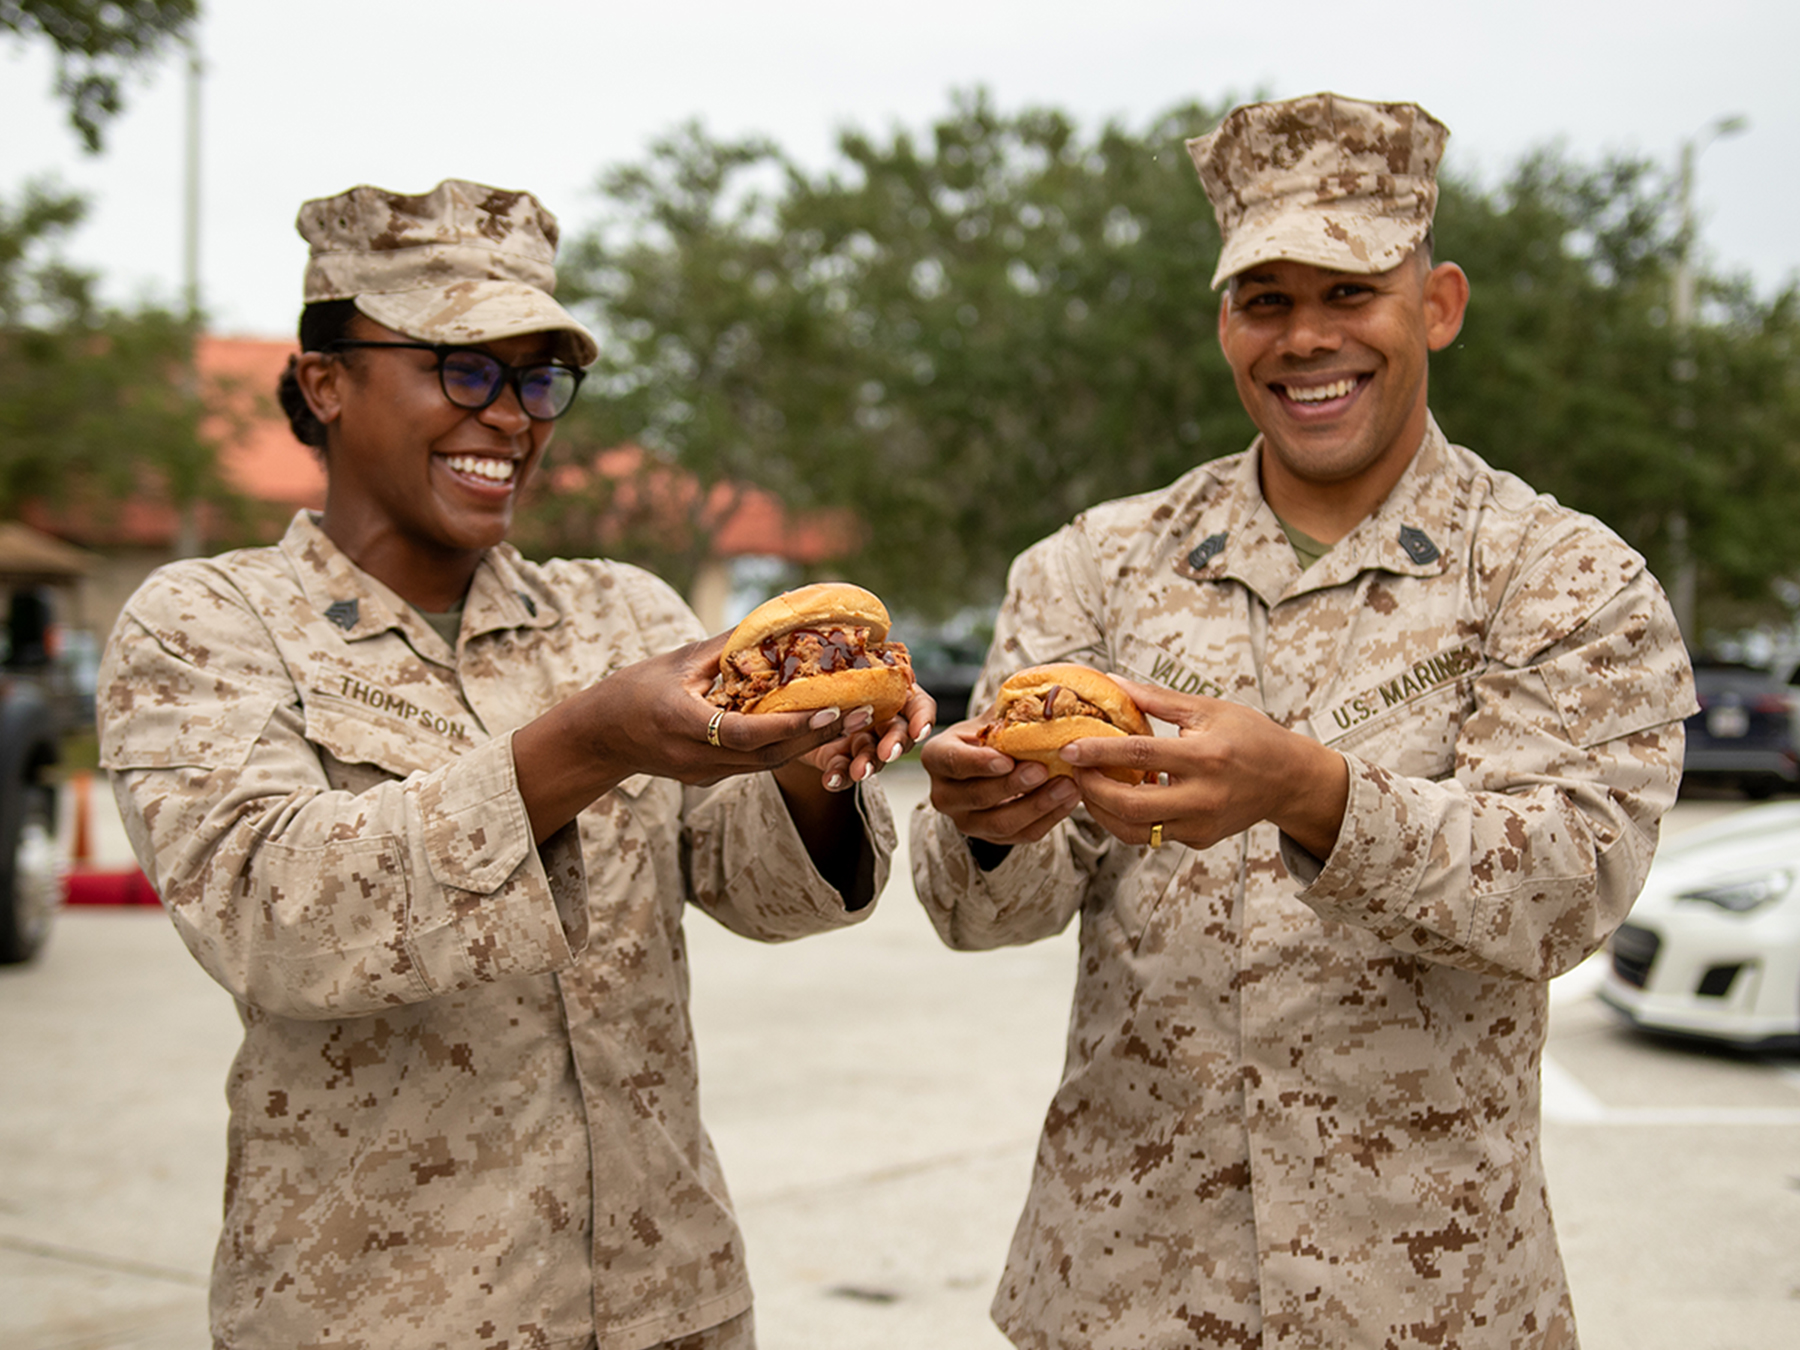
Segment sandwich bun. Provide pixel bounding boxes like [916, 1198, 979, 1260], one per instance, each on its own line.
[725, 582, 892, 656]
[722, 583, 914, 721]
[985, 663, 1148, 783]
[751, 665, 913, 721]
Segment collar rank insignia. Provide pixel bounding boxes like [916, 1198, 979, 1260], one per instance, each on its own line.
[324, 599, 359, 630]
[1398, 525, 1440, 565]
[516, 591, 538, 618]
[1187, 532, 1228, 569]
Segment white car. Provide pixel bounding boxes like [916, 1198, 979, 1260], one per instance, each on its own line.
[1601, 802, 1800, 1049]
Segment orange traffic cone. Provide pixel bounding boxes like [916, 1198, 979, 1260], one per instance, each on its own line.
[70, 769, 92, 868]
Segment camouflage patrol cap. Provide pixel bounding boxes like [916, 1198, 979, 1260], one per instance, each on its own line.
[1186, 92, 1448, 289]
[297, 178, 598, 366]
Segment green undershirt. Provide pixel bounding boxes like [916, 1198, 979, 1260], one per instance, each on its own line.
[412, 602, 464, 650]
[1277, 518, 1333, 571]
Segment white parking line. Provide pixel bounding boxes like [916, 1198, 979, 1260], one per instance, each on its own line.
[1542, 1053, 1800, 1125]
[1548, 953, 1608, 1009]
[1541, 1054, 1607, 1122]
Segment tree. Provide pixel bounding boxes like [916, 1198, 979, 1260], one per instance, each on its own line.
[773, 93, 1252, 614]
[0, 180, 218, 527]
[1, 0, 198, 152]
[1431, 149, 1800, 635]
[554, 93, 1800, 631]
[558, 94, 1252, 618]
[546, 125, 864, 599]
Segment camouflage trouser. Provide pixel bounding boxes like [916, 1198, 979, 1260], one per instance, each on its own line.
[619, 1310, 755, 1350]
[659, 1310, 754, 1349]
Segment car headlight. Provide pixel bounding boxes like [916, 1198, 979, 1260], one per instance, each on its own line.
[1676, 868, 1793, 914]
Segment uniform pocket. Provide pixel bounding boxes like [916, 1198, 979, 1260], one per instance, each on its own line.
[1099, 840, 1189, 949]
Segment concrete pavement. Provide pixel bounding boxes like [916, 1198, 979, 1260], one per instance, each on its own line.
[2, 771, 1796, 1348]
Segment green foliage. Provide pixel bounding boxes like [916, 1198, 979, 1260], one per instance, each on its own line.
[1, 0, 198, 152]
[775, 93, 1253, 613]
[549, 92, 1800, 629]
[1432, 148, 1800, 629]
[0, 181, 217, 523]
[555, 94, 1253, 617]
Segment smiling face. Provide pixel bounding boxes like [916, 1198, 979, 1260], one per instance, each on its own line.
[296, 315, 562, 608]
[1217, 252, 1468, 537]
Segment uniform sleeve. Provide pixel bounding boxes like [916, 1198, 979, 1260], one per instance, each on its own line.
[910, 524, 1119, 950]
[1290, 533, 1696, 981]
[683, 772, 893, 940]
[99, 569, 588, 1021]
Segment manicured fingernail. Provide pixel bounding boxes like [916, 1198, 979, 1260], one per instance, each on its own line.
[854, 762, 871, 781]
[810, 707, 842, 728]
[846, 707, 874, 731]
[917, 723, 933, 741]
[825, 773, 844, 791]
[884, 741, 904, 762]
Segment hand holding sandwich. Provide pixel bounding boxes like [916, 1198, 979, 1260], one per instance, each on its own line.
[704, 582, 934, 794]
[923, 668, 1347, 861]
[921, 664, 1137, 849]
[1057, 677, 1348, 861]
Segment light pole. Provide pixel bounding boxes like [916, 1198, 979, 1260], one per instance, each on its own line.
[1667, 113, 1747, 644]
[176, 34, 206, 559]
[182, 37, 203, 324]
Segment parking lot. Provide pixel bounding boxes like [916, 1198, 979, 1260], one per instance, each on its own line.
[2, 772, 1797, 1349]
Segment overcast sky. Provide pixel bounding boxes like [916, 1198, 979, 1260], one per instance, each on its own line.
[5, 0, 1796, 339]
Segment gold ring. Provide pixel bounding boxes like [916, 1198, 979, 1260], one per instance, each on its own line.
[706, 709, 725, 748]
[1148, 822, 1164, 849]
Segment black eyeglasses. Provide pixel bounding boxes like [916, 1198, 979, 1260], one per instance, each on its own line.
[322, 340, 585, 421]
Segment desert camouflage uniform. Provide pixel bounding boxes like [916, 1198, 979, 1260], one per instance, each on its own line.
[911, 417, 1693, 1349]
[99, 511, 891, 1350]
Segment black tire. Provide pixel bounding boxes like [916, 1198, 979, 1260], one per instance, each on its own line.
[0, 678, 61, 964]
[0, 776, 58, 964]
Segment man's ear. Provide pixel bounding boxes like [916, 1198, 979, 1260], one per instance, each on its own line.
[292, 351, 345, 428]
[1423, 262, 1470, 352]
[1217, 288, 1232, 349]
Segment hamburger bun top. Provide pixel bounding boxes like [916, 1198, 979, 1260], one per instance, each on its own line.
[724, 583, 892, 660]
[992, 663, 1150, 736]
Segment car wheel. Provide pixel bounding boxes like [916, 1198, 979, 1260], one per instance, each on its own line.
[0, 781, 59, 964]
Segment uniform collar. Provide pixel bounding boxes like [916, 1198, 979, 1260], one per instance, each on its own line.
[280, 512, 558, 662]
[1173, 414, 1461, 604]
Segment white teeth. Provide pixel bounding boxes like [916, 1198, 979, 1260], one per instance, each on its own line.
[1285, 376, 1358, 404]
[444, 455, 515, 482]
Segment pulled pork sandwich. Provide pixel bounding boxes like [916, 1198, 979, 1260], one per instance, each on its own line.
[979, 663, 1150, 782]
[707, 583, 915, 721]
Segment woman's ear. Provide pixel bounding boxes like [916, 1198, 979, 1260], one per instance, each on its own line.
[292, 351, 345, 428]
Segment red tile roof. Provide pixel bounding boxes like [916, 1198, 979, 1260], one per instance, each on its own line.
[549, 444, 857, 563]
[199, 335, 325, 509]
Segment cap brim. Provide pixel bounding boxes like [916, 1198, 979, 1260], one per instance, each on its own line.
[1211, 208, 1428, 289]
[356, 280, 598, 367]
